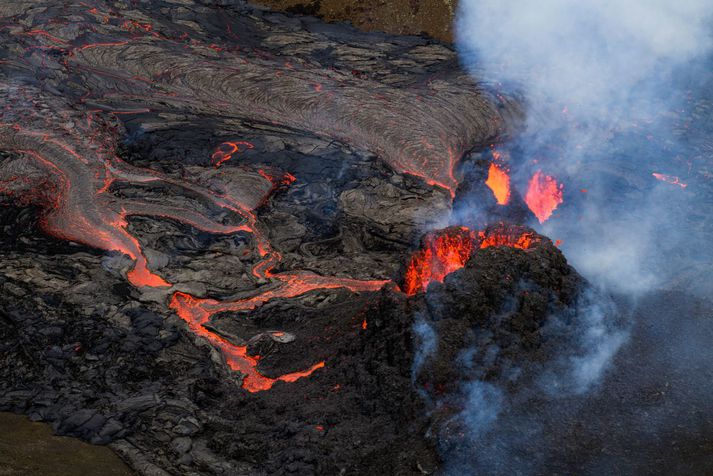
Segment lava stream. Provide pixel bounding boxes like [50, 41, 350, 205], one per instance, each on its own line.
[0, 104, 389, 392]
[170, 272, 388, 392]
[211, 141, 254, 168]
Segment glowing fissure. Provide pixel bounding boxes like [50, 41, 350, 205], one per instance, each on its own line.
[403, 226, 538, 295]
[524, 171, 564, 223]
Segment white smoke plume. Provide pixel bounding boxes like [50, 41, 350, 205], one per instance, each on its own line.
[456, 0, 712, 122]
[431, 2, 713, 473]
[456, 0, 713, 294]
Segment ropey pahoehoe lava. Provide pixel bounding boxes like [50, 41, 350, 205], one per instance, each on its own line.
[1, 1, 712, 475]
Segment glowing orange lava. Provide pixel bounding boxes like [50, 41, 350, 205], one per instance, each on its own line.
[525, 171, 564, 223]
[211, 141, 254, 168]
[403, 226, 538, 295]
[0, 6, 521, 395]
[1, 118, 387, 392]
[169, 271, 388, 391]
[478, 229, 535, 250]
[403, 227, 475, 295]
[485, 162, 511, 205]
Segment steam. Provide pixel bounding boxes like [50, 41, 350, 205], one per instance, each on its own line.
[456, 380, 502, 438]
[457, 0, 712, 115]
[412, 313, 437, 381]
[421, 1, 713, 473]
[538, 288, 627, 396]
[456, 0, 713, 293]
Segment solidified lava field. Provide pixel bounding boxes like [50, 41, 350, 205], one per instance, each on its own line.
[1, 1, 713, 475]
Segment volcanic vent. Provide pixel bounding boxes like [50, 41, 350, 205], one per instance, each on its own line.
[0, 0, 667, 474]
[403, 225, 538, 295]
[0, 0, 525, 473]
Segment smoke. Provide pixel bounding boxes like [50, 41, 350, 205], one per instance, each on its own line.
[412, 313, 437, 381]
[455, 380, 503, 439]
[457, 0, 712, 114]
[419, 2, 713, 473]
[538, 287, 628, 396]
[456, 0, 713, 294]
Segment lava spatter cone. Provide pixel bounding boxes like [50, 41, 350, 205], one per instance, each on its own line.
[401, 224, 543, 295]
[401, 225, 589, 440]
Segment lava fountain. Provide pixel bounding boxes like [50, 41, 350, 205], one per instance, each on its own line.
[525, 170, 564, 223]
[403, 225, 539, 294]
[485, 162, 511, 205]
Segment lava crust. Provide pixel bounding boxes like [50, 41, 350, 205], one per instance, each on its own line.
[0, 0, 521, 474]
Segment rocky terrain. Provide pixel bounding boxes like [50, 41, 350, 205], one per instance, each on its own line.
[251, 0, 457, 42]
[1, 1, 713, 475]
[0, 0, 514, 474]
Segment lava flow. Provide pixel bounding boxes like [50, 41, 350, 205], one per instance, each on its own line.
[525, 171, 564, 223]
[211, 141, 254, 168]
[0, 1, 515, 394]
[0, 86, 388, 392]
[403, 226, 538, 295]
[485, 162, 511, 205]
[170, 271, 388, 392]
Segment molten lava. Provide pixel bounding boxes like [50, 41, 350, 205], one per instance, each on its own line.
[0, 5, 513, 394]
[525, 171, 564, 223]
[169, 272, 388, 392]
[403, 227, 475, 295]
[0, 108, 388, 392]
[403, 226, 538, 295]
[485, 162, 511, 205]
[211, 141, 254, 168]
[478, 229, 535, 250]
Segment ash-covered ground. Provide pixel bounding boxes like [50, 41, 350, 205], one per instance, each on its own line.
[1, 1, 713, 476]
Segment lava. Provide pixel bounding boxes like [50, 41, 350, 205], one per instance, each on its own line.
[525, 171, 564, 223]
[403, 227, 475, 295]
[478, 229, 536, 249]
[1, 90, 388, 392]
[403, 226, 538, 295]
[169, 271, 388, 392]
[0, 2, 512, 393]
[485, 162, 511, 205]
[211, 141, 254, 168]
[653, 172, 687, 189]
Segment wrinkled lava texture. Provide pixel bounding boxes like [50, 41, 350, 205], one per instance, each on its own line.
[0, 1, 518, 474]
[2, 1, 713, 476]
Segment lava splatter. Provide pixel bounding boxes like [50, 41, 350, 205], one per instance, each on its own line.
[525, 171, 564, 223]
[653, 172, 687, 189]
[403, 226, 538, 295]
[485, 162, 511, 205]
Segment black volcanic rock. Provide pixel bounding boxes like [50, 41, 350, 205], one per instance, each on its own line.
[414, 229, 581, 387]
[2, 0, 711, 475]
[0, 2, 516, 473]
